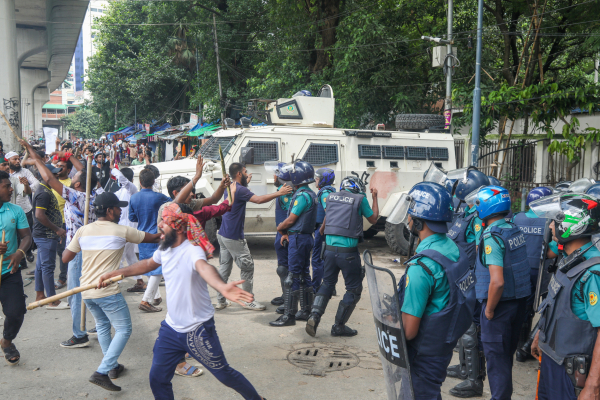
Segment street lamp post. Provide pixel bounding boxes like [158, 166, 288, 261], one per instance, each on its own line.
[471, 0, 484, 167]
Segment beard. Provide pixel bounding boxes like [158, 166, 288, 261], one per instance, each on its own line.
[241, 174, 248, 187]
[273, 177, 280, 188]
[159, 229, 178, 250]
[10, 163, 21, 172]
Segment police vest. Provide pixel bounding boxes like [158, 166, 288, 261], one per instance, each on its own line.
[538, 257, 600, 365]
[288, 188, 318, 234]
[398, 247, 476, 356]
[316, 186, 336, 225]
[447, 198, 467, 230]
[323, 191, 364, 239]
[512, 212, 549, 272]
[275, 191, 291, 226]
[447, 212, 477, 267]
[475, 224, 531, 301]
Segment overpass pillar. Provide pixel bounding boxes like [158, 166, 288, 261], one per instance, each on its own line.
[20, 69, 51, 140]
[0, 0, 21, 150]
[33, 87, 50, 140]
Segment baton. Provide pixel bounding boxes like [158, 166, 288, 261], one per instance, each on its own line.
[534, 219, 552, 311]
[27, 275, 124, 310]
[0, 231, 5, 287]
[81, 155, 93, 331]
[219, 145, 232, 201]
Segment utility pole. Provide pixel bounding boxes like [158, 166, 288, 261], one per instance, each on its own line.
[212, 13, 224, 123]
[470, 0, 484, 167]
[134, 103, 137, 131]
[114, 101, 117, 131]
[445, 0, 453, 130]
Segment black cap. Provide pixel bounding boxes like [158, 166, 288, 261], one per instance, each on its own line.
[45, 163, 62, 174]
[94, 192, 128, 209]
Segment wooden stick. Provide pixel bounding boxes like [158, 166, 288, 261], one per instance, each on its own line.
[0, 231, 5, 287]
[0, 109, 22, 141]
[219, 145, 231, 201]
[81, 155, 93, 331]
[27, 275, 124, 310]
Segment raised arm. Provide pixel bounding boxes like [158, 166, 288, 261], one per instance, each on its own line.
[249, 184, 292, 204]
[19, 139, 63, 194]
[204, 175, 231, 206]
[366, 188, 379, 224]
[173, 155, 204, 204]
[142, 232, 161, 243]
[97, 258, 162, 288]
[194, 258, 254, 306]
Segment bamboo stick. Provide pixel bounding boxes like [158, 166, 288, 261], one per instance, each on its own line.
[27, 275, 124, 310]
[0, 231, 5, 287]
[81, 155, 93, 331]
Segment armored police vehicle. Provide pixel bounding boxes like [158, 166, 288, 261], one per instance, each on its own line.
[130, 85, 456, 255]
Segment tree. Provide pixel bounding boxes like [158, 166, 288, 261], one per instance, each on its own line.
[61, 108, 101, 139]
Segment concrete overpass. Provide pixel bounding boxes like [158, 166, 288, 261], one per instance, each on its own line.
[0, 0, 89, 151]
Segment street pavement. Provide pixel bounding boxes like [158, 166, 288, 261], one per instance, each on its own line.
[2, 235, 538, 399]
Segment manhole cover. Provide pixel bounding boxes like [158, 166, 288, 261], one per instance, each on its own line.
[287, 344, 360, 376]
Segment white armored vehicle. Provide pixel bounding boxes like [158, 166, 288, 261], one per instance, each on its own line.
[130, 85, 456, 254]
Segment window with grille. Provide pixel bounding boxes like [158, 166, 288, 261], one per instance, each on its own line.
[382, 146, 404, 159]
[302, 143, 339, 166]
[406, 146, 427, 160]
[358, 145, 381, 159]
[428, 147, 449, 161]
[246, 141, 279, 164]
[199, 136, 236, 160]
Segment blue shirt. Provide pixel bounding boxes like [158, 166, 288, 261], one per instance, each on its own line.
[129, 188, 170, 259]
[0, 202, 29, 275]
[219, 185, 255, 241]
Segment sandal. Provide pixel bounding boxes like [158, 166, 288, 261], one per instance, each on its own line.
[2, 343, 20, 366]
[127, 283, 147, 292]
[185, 353, 193, 360]
[139, 302, 162, 313]
[153, 297, 162, 306]
[175, 363, 203, 378]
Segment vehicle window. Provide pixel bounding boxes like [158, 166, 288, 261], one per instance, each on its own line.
[358, 144, 381, 159]
[302, 143, 339, 166]
[406, 146, 427, 160]
[382, 146, 405, 159]
[199, 136, 236, 160]
[246, 141, 279, 164]
[428, 147, 449, 161]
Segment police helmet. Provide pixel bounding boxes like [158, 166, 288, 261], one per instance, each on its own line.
[276, 162, 292, 182]
[474, 185, 511, 220]
[289, 161, 315, 186]
[340, 176, 365, 194]
[487, 175, 501, 186]
[568, 178, 595, 193]
[526, 186, 553, 206]
[408, 182, 453, 233]
[455, 170, 490, 201]
[315, 168, 335, 188]
[555, 181, 572, 192]
[586, 183, 600, 198]
[530, 193, 600, 244]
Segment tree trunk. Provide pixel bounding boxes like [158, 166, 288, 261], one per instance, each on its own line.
[309, 0, 341, 73]
[566, 160, 580, 181]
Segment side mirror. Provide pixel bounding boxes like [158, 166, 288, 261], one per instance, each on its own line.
[239, 147, 254, 166]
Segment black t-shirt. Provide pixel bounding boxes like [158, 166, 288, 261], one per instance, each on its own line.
[32, 182, 62, 239]
[95, 162, 111, 188]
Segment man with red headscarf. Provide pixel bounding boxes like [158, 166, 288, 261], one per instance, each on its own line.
[98, 203, 266, 400]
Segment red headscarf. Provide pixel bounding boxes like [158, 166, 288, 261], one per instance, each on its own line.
[161, 203, 215, 258]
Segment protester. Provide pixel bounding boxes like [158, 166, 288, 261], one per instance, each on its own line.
[216, 162, 292, 311]
[129, 168, 170, 312]
[63, 192, 161, 392]
[52, 157, 73, 289]
[0, 170, 33, 366]
[32, 163, 69, 309]
[131, 149, 146, 166]
[97, 203, 266, 399]
[94, 152, 112, 188]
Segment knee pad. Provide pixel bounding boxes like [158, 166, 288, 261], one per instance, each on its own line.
[345, 286, 363, 305]
[276, 265, 288, 279]
[284, 272, 294, 289]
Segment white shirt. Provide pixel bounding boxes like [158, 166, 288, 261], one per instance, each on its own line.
[111, 168, 138, 227]
[9, 168, 39, 213]
[152, 241, 214, 333]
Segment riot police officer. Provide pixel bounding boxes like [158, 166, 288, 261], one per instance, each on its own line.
[306, 176, 379, 337]
[473, 185, 531, 400]
[270, 161, 318, 327]
[396, 182, 477, 400]
[487, 175, 501, 187]
[445, 170, 490, 398]
[531, 193, 600, 400]
[311, 168, 336, 292]
[271, 162, 295, 308]
[511, 186, 553, 362]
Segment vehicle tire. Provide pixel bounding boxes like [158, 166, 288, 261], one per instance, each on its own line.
[385, 222, 412, 255]
[395, 114, 446, 130]
[363, 227, 378, 239]
[204, 217, 220, 251]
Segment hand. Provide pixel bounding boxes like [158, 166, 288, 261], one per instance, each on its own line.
[97, 273, 114, 289]
[220, 280, 254, 306]
[230, 180, 237, 195]
[485, 308, 494, 320]
[0, 240, 10, 255]
[371, 187, 378, 198]
[278, 184, 293, 195]
[6, 251, 23, 274]
[56, 228, 66, 240]
[52, 151, 71, 160]
[578, 384, 600, 400]
[531, 331, 541, 360]
[247, 173, 253, 183]
[19, 177, 29, 186]
[219, 174, 231, 190]
[194, 155, 204, 180]
[280, 234, 289, 246]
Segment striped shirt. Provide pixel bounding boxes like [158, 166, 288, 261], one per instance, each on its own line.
[66, 221, 145, 299]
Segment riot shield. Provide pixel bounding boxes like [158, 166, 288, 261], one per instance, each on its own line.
[534, 218, 552, 310]
[363, 250, 414, 400]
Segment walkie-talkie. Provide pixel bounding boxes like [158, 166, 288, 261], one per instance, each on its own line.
[558, 239, 600, 273]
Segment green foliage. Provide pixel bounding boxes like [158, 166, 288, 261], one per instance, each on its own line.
[61, 108, 101, 139]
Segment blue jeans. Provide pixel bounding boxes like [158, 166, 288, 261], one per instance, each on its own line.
[33, 237, 58, 298]
[67, 252, 87, 339]
[84, 293, 132, 375]
[150, 319, 261, 400]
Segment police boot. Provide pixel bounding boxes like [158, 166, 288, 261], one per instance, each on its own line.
[269, 289, 298, 327]
[306, 294, 330, 337]
[295, 286, 314, 321]
[516, 311, 535, 362]
[447, 337, 468, 380]
[449, 353, 485, 398]
[272, 265, 288, 306]
[331, 301, 358, 337]
[517, 319, 539, 362]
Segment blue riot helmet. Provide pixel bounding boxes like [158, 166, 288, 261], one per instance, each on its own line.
[487, 175, 501, 186]
[340, 176, 365, 194]
[586, 183, 600, 198]
[276, 162, 292, 181]
[315, 168, 335, 188]
[568, 178, 595, 193]
[454, 170, 490, 201]
[264, 161, 292, 183]
[474, 185, 511, 220]
[526, 186, 553, 206]
[444, 179, 455, 194]
[288, 161, 315, 186]
[387, 182, 453, 233]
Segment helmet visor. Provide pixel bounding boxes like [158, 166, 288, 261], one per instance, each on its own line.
[465, 186, 485, 207]
[423, 162, 447, 185]
[568, 178, 595, 193]
[447, 168, 469, 183]
[279, 163, 294, 174]
[529, 193, 564, 219]
[386, 193, 411, 225]
[264, 161, 280, 174]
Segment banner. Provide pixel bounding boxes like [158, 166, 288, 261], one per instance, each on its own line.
[145, 123, 150, 134]
[43, 127, 58, 154]
[190, 113, 198, 125]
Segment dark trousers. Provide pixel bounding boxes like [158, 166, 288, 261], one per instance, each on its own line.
[538, 354, 578, 400]
[19, 210, 33, 269]
[311, 227, 325, 289]
[317, 248, 363, 304]
[274, 232, 288, 267]
[33, 237, 58, 298]
[480, 298, 528, 400]
[56, 224, 67, 283]
[408, 346, 454, 400]
[150, 319, 261, 400]
[288, 233, 314, 290]
[0, 270, 27, 341]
